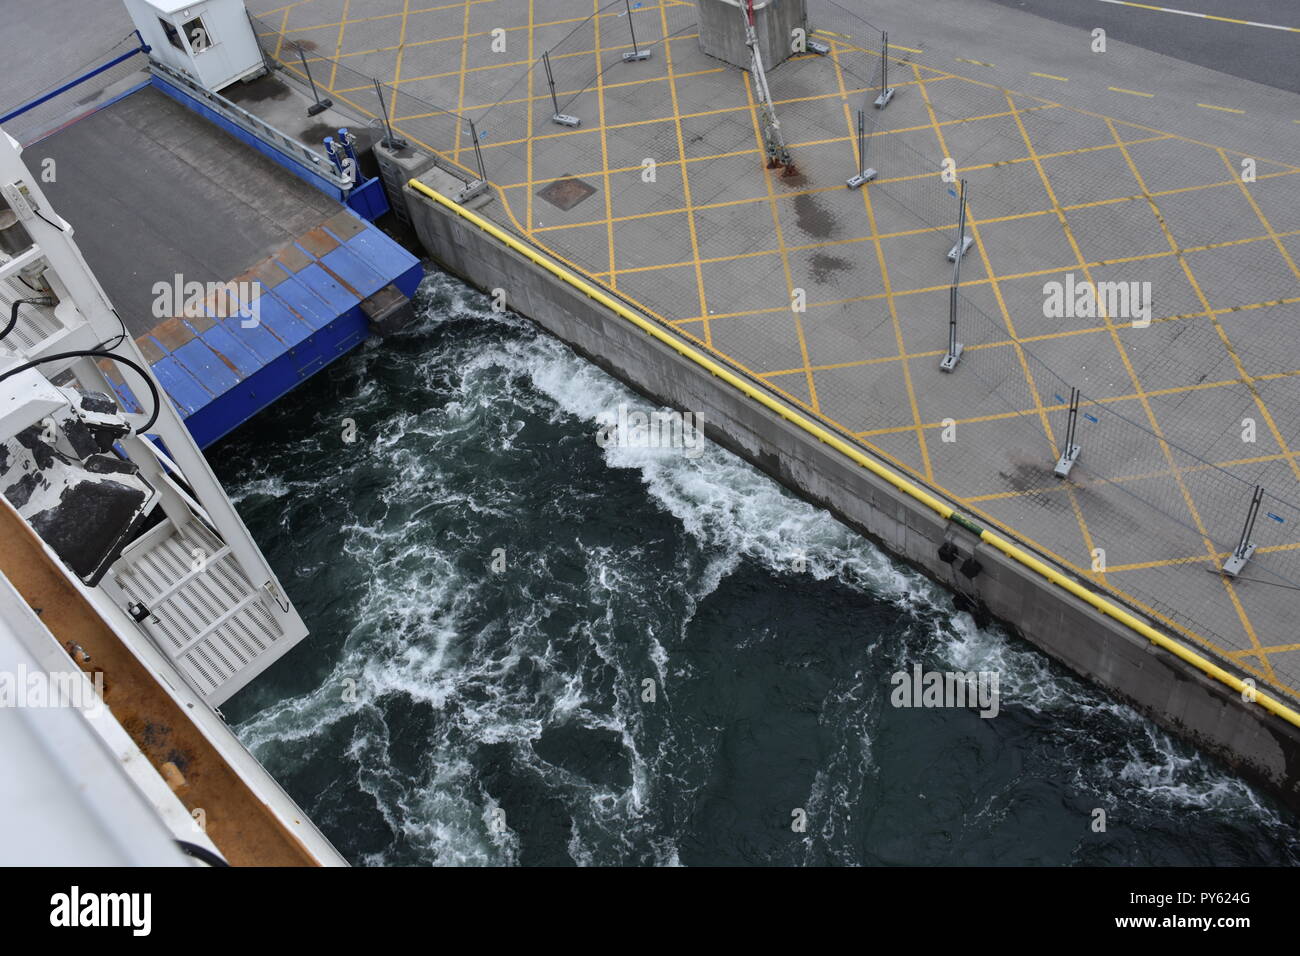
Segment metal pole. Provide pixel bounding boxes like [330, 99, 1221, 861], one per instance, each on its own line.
[1054, 387, 1082, 477]
[372, 78, 408, 149]
[1236, 486, 1263, 558]
[454, 118, 490, 202]
[247, 11, 272, 75]
[1223, 485, 1263, 576]
[470, 119, 486, 181]
[858, 110, 864, 171]
[939, 283, 963, 371]
[954, 180, 967, 282]
[622, 0, 651, 61]
[874, 31, 894, 108]
[948, 286, 958, 355]
[298, 45, 332, 116]
[940, 180, 967, 371]
[1065, 388, 1079, 451]
[948, 178, 972, 265]
[741, 0, 792, 172]
[544, 52, 560, 114]
[846, 109, 876, 188]
[881, 32, 888, 94]
[544, 52, 580, 126]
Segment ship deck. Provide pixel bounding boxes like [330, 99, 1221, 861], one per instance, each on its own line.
[36, 83, 340, 336]
[29, 80, 422, 448]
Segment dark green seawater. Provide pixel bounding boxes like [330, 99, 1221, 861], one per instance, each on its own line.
[214, 269, 1300, 866]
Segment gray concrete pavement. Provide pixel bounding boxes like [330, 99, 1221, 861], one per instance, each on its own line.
[0, 0, 137, 110]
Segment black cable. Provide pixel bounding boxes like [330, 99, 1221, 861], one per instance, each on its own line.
[174, 840, 230, 867]
[0, 297, 54, 343]
[94, 307, 129, 351]
[1203, 569, 1300, 591]
[6, 295, 131, 383]
[32, 208, 65, 232]
[0, 349, 161, 434]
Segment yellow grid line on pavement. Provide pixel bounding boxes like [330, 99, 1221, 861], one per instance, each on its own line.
[274, 6, 291, 59]
[570, 164, 1296, 248]
[327, 0, 351, 90]
[451, 1, 473, 162]
[665, 234, 1300, 352]
[827, 40, 932, 481]
[1002, 87, 1108, 582]
[847, 354, 1300, 440]
[1092, 118, 1273, 678]
[736, 68, 818, 408]
[654, 0, 710, 341]
[592, 0, 618, 286]
[393, 0, 413, 87]
[377, 32, 704, 99]
[275, 0, 495, 35]
[487, 102, 1066, 183]
[467, 89, 1025, 150]
[526, 0, 535, 231]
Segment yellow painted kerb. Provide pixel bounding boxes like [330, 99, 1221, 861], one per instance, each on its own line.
[406, 177, 1300, 732]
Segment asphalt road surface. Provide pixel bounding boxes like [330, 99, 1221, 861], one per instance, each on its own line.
[983, 0, 1300, 93]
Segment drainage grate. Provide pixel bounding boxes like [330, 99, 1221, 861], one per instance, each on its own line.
[537, 175, 596, 211]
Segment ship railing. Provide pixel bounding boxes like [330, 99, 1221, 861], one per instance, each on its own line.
[148, 58, 353, 192]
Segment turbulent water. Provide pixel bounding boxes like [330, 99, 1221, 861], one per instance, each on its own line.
[213, 269, 1300, 866]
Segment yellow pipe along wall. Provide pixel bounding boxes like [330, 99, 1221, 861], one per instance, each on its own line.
[406, 177, 1300, 732]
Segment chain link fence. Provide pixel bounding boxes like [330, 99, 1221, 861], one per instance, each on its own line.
[0, 32, 151, 145]
[808, 0, 1300, 671]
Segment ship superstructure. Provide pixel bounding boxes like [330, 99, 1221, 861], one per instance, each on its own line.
[0, 127, 344, 866]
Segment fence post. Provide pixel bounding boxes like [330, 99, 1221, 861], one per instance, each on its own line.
[1053, 387, 1082, 477]
[846, 108, 876, 188]
[874, 31, 894, 108]
[297, 45, 332, 116]
[947, 178, 972, 264]
[622, 0, 651, 62]
[247, 12, 273, 75]
[543, 52, 580, 127]
[940, 179, 969, 372]
[372, 78, 408, 149]
[1223, 485, 1263, 577]
[454, 119, 490, 203]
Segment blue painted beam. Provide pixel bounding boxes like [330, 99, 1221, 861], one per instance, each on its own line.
[1, 33, 149, 124]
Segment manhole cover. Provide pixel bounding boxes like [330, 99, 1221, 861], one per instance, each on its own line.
[537, 176, 596, 211]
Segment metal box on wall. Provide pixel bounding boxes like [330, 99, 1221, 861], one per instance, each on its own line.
[122, 0, 266, 93]
[696, 0, 809, 72]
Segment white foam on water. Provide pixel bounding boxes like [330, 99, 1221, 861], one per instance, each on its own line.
[801, 670, 882, 866]
[232, 272, 1295, 864]
[500, 317, 949, 625]
[933, 600, 1296, 831]
[231, 283, 688, 864]
[226, 475, 291, 505]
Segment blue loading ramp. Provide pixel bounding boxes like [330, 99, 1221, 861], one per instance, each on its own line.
[26, 79, 421, 448]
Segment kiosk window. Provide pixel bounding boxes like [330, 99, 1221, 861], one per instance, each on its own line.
[159, 17, 184, 51]
[183, 16, 211, 52]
